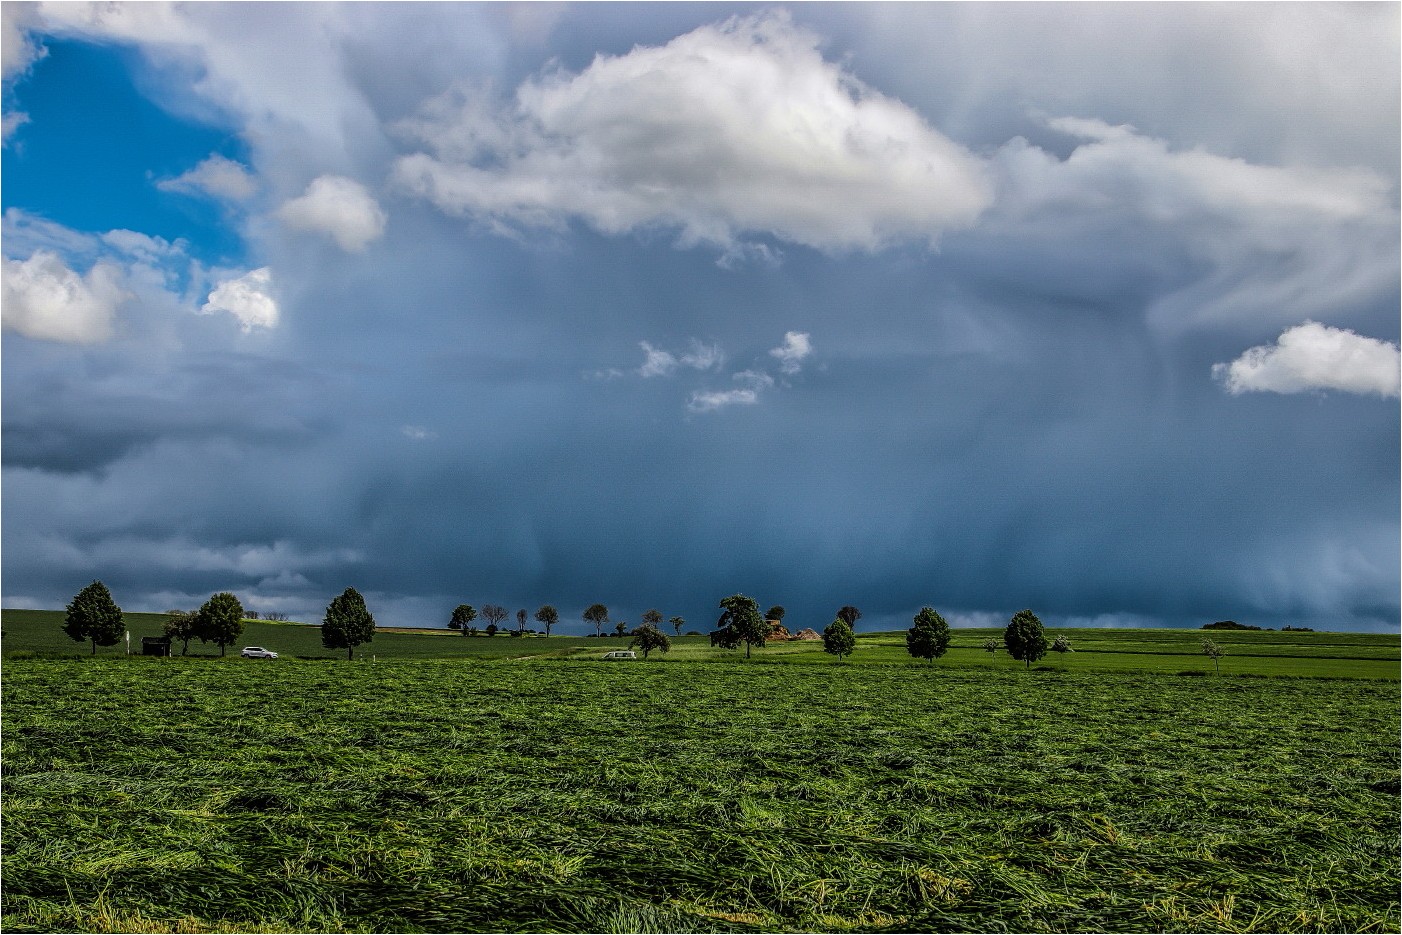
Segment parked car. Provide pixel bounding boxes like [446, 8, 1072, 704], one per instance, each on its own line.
[601, 650, 637, 661]
[240, 646, 278, 659]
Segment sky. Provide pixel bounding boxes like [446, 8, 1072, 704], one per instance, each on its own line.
[2, 2, 1398, 635]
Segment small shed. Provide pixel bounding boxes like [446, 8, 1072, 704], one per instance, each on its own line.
[141, 636, 172, 657]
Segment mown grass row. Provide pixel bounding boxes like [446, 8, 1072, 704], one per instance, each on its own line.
[3, 657, 1398, 933]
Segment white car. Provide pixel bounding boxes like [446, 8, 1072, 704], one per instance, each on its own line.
[240, 646, 279, 659]
[601, 650, 637, 660]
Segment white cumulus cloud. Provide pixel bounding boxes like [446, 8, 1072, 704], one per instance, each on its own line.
[202, 267, 279, 332]
[638, 339, 723, 377]
[1, 250, 125, 343]
[1213, 321, 1400, 398]
[157, 154, 258, 202]
[277, 175, 387, 252]
[769, 331, 812, 374]
[394, 11, 990, 254]
[688, 388, 759, 413]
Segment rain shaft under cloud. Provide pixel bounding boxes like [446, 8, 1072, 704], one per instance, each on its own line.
[2, 4, 1397, 633]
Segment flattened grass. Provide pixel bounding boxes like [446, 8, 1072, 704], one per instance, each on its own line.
[3, 657, 1398, 933]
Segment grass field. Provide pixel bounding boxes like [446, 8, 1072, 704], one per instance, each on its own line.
[3, 654, 1398, 933]
[3, 610, 1399, 932]
[4, 609, 1398, 679]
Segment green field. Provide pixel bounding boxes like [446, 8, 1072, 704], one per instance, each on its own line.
[4, 609, 1399, 679]
[3, 611, 1399, 933]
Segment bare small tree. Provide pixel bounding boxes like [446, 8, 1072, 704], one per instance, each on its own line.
[1201, 638, 1225, 674]
[481, 604, 508, 632]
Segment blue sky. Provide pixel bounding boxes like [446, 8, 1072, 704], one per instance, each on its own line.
[2, 3, 1398, 633]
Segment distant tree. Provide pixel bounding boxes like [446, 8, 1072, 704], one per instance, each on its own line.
[583, 603, 609, 637]
[164, 609, 198, 656]
[64, 581, 124, 655]
[613, 620, 628, 637]
[245, 610, 260, 620]
[516, 609, 528, 634]
[906, 606, 951, 662]
[669, 615, 685, 636]
[766, 606, 786, 622]
[630, 624, 672, 659]
[718, 594, 766, 658]
[642, 609, 664, 629]
[823, 618, 856, 662]
[1201, 638, 1225, 674]
[982, 638, 1000, 654]
[1003, 609, 1049, 670]
[837, 606, 862, 627]
[485, 622, 498, 637]
[197, 592, 245, 657]
[264, 612, 289, 622]
[535, 605, 559, 637]
[322, 587, 376, 660]
[1051, 635, 1074, 653]
[449, 604, 477, 636]
[482, 604, 508, 632]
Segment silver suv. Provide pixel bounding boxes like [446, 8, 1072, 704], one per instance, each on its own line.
[240, 646, 278, 659]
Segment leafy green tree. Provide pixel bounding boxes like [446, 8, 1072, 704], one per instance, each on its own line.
[718, 594, 766, 658]
[449, 604, 477, 636]
[837, 605, 862, 627]
[1201, 638, 1225, 674]
[613, 620, 627, 637]
[906, 606, 951, 662]
[64, 580, 124, 655]
[629, 623, 672, 659]
[197, 592, 245, 657]
[583, 603, 609, 637]
[669, 615, 685, 636]
[823, 618, 856, 662]
[1003, 609, 1049, 670]
[164, 609, 198, 656]
[1052, 636, 1074, 653]
[482, 604, 508, 632]
[766, 605, 785, 622]
[982, 638, 1000, 654]
[535, 605, 559, 637]
[322, 587, 376, 660]
[485, 622, 498, 637]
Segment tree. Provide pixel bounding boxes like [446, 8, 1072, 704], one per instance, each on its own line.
[906, 606, 951, 662]
[1201, 638, 1225, 674]
[630, 624, 671, 659]
[837, 605, 862, 627]
[64, 580, 124, 655]
[1003, 609, 1049, 670]
[613, 620, 627, 637]
[322, 587, 376, 660]
[583, 603, 609, 637]
[535, 605, 559, 637]
[164, 610, 198, 656]
[485, 622, 498, 637]
[766, 605, 786, 623]
[642, 609, 664, 629]
[449, 604, 477, 636]
[823, 618, 856, 662]
[516, 609, 528, 634]
[718, 594, 766, 658]
[669, 615, 685, 637]
[197, 592, 245, 657]
[482, 604, 508, 632]
[982, 638, 1000, 654]
[1051, 636, 1074, 653]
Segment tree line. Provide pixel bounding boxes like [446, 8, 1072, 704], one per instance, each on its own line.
[60, 581, 377, 660]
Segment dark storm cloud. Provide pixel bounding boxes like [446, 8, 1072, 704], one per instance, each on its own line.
[3, 4, 1396, 634]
